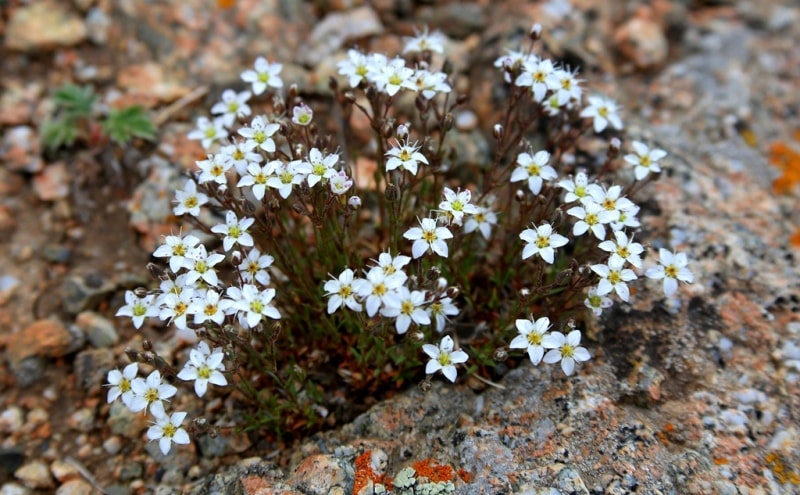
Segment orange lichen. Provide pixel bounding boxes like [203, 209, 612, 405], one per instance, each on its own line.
[766, 452, 800, 485]
[216, 0, 236, 8]
[713, 457, 729, 465]
[412, 458, 455, 483]
[352, 451, 391, 494]
[768, 139, 800, 195]
[456, 468, 472, 483]
[791, 229, 800, 248]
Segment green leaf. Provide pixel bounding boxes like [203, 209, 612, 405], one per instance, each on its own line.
[53, 84, 96, 118]
[41, 118, 79, 151]
[101, 105, 157, 145]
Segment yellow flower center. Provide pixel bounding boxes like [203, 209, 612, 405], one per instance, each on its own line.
[665, 265, 679, 278]
[527, 332, 542, 346]
[535, 236, 550, 249]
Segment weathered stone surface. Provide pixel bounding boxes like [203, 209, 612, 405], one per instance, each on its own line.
[5, 2, 87, 52]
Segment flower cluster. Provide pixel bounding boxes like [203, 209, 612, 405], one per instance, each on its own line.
[113, 22, 696, 455]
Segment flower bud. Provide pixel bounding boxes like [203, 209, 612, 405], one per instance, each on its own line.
[124, 348, 140, 363]
[146, 262, 164, 280]
[269, 198, 281, 212]
[385, 182, 400, 203]
[425, 266, 441, 281]
[381, 120, 394, 139]
[607, 137, 621, 159]
[396, 124, 409, 140]
[436, 277, 448, 291]
[288, 83, 299, 101]
[529, 23, 543, 41]
[348, 196, 361, 209]
[142, 338, 152, 352]
[493, 124, 504, 140]
[442, 113, 454, 132]
[446, 286, 460, 299]
[365, 84, 378, 101]
[520, 287, 531, 298]
[134, 287, 148, 298]
[231, 250, 242, 264]
[344, 91, 356, 103]
[493, 347, 509, 362]
[411, 331, 425, 342]
[515, 189, 525, 202]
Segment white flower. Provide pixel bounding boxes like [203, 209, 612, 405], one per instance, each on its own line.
[558, 171, 590, 203]
[107, 362, 138, 407]
[337, 49, 385, 88]
[463, 202, 498, 240]
[510, 150, 558, 195]
[584, 286, 614, 316]
[189, 288, 227, 326]
[221, 140, 261, 176]
[210, 89, 252, 127]
[403, 27, 446, 54]
[567, 200, 615, 240]
[598, 230, 644, 268]
[324, 268, 363, 314]
[159, 289, 195, 330]
[519, 223, 568, 264]
[238, 116, 280, 153]
[147, 408, 190, 456]
[645, 248, 695, 297]
[584, 184, 635, 222]
[509, 316, 551, 365]
[238, 248, 274, 286]
[237, 160, 277, 201]
[428, 296, 459, 333]
[591, 257, 638, 302]
[196, 153, 233, 185]
[116, 291, 158, 329]
[542, 330, 591, 376]
[184, 245, 225, 286]
[153, 233, 201, 273]
[173, 179, 209, 217]
[329, 170, 353, 195]
[403, 217, 453, 259]
[385, 140, 428, 176]
[291, 103, 313, 126]
[381, 287, 430, 334]
[225, 284, 281, 328]
[267, 160, 308, 199]
[305, 148, 338, 188]
[580, 95, 623, 133]
[128, 370, 177, 414]
[370, 251, 410, 284]
[210, 210, 255, 252]
[177, 342, 228, 397]
[352, 267, 404, 317]
[241, 56, 283, 95]
[439, 187, 479, 226]
[423, 336, 469, 383]
[187, 116, 228, 149]
[552, 66, 582, 105]
[410, 69, 451, 99]
[373, 57, 415, 96]
[624, 141, 667, 180]
[515, 58, 559, 102]
[611, 204, 641, 231]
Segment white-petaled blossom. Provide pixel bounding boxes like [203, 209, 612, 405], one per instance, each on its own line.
[210, 210, 255, 252]
[291, 103, 313, 126]
[515, 57, 560, 102]
[645, 248, 695, 297]
[423, 335, 468, 383]
[146, 408, 190, 456]
[519, 223, 568, 264]
[324, 268, 363, 314]
[509, 316, 551, 365]
[439, 187, 479, 226]
[542, 330, 591, 376]
[584, 184, 635, 221]
[267, 160, 309, 199]
[410, 69, 451, 99]
[428, 296, 459, 333]
[329, 170, 353, 195]
[159, 289, 195, 331]
[611, 203, 641, 232]
[463, 201, 498, 240]
[196, 153, 233, 185]
[238, 115, 280, 153]
[116, 291, 158, 329]
[381, 287, 430, 334]
[238, 248, 274, 286]
[403, 27, 446, 54]
[237, 160, 277, 201]
[510, 150, 557, 195]
[210, 89, 252, 127]
[494, 49, 531, 82]
[107, 362, 138, 407]
[177, 341, 228, 397]
[184, 245, 225, 286]
[624, 140, 667, 180]
[173, 179, 209, 217]
[403, 217, 453, 259]
[580, 95, 623, 133]
[584, 286, 613, 316]
[187, 116, 228, 149]
[552, 66, 582, 105]
[567, 200, 615, 240]
[598, 230, 644, 268]
[128, 370, 177, 414]
[153, 232, 201, 273]
[189, 288, 227, 326]
[225, 284, 281, 328]
[240, 56, 283, 95]
[337, 49, 385, 88]
[352, 267, 404, 317]
[370, 251, 410, 284]
[591, 257, 638, 302]
[558, 171, 591, 203]
[385, 139, 428, 176]
[305, 148, 338, 188]
[373, 57, 416, 96]
[222, 140, 261, 176]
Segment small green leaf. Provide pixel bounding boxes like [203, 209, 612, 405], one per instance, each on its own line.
[101, 105, 157, 145]
[53, 84, 96, 118]
[41, 118, 79, 151]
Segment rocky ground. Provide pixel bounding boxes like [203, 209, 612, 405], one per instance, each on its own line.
[2, 0, 800, 494]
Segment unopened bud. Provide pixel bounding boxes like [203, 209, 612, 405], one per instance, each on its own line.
[124, 348, 140, 363]
[446, 286, 460, 299]
[231, 250, 242, 264]
[288, 84, 299, 101]
[411, 331, 425, 342]
[142, 339, 153, 352]
[436, 277, 448, 291]
[565, 319, 577, 331]
[493, 347, 509, 362]
[396, 124, 409, 140]
[344, 91, 356, 103]
[607, 137, 621, 159]
[529, 23, 543, 41]
[520, 287, 531, 298]
[365, 84, 378, 101]
[515, 189, 525, 201]
[146, 262, 163, 280]
[133, 287, 148, 298]
[269, 197, 281, 211]
[385, 183, 400, 202]
[554, 269, 572, 285]
[442, 113, 454, 132]
[415, 94, 429, 113]
[381, 120, 394, 139]
[348, 196, 361, 209]
[493, 124, 504, 140]
[273, 96, 286, 115]
[425, 266, 441, 281]
[549, 208, 563, 226]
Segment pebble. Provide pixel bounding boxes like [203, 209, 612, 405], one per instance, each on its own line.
[14, 461, 54, 490]
[454, 110, 478, 131]
[67, 408, 95, 433]
[6, 320, 79, 366]
[107, 402, 148, 440]
[103, 436, 122, 455]
[32, 163, 70, 201]
[289, 454, 354, 495]
[60, 272, 117, 315]
[0, 407, 24, 434]
[85, 7, 112, 45]
[1, 127, 43, 174]
[75, 311, 119, 348]
[4, 1, 87, 52]
[73, 348, 114, 391]
[49, 460, 79, 483]
[300, 6, 384, 67]
[614, 13, 669, 70]
[116, 63, 192, 106]
[54, 479, 93, 495]
[417, 3, 487, 39]
[0, 483, 30, 495]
